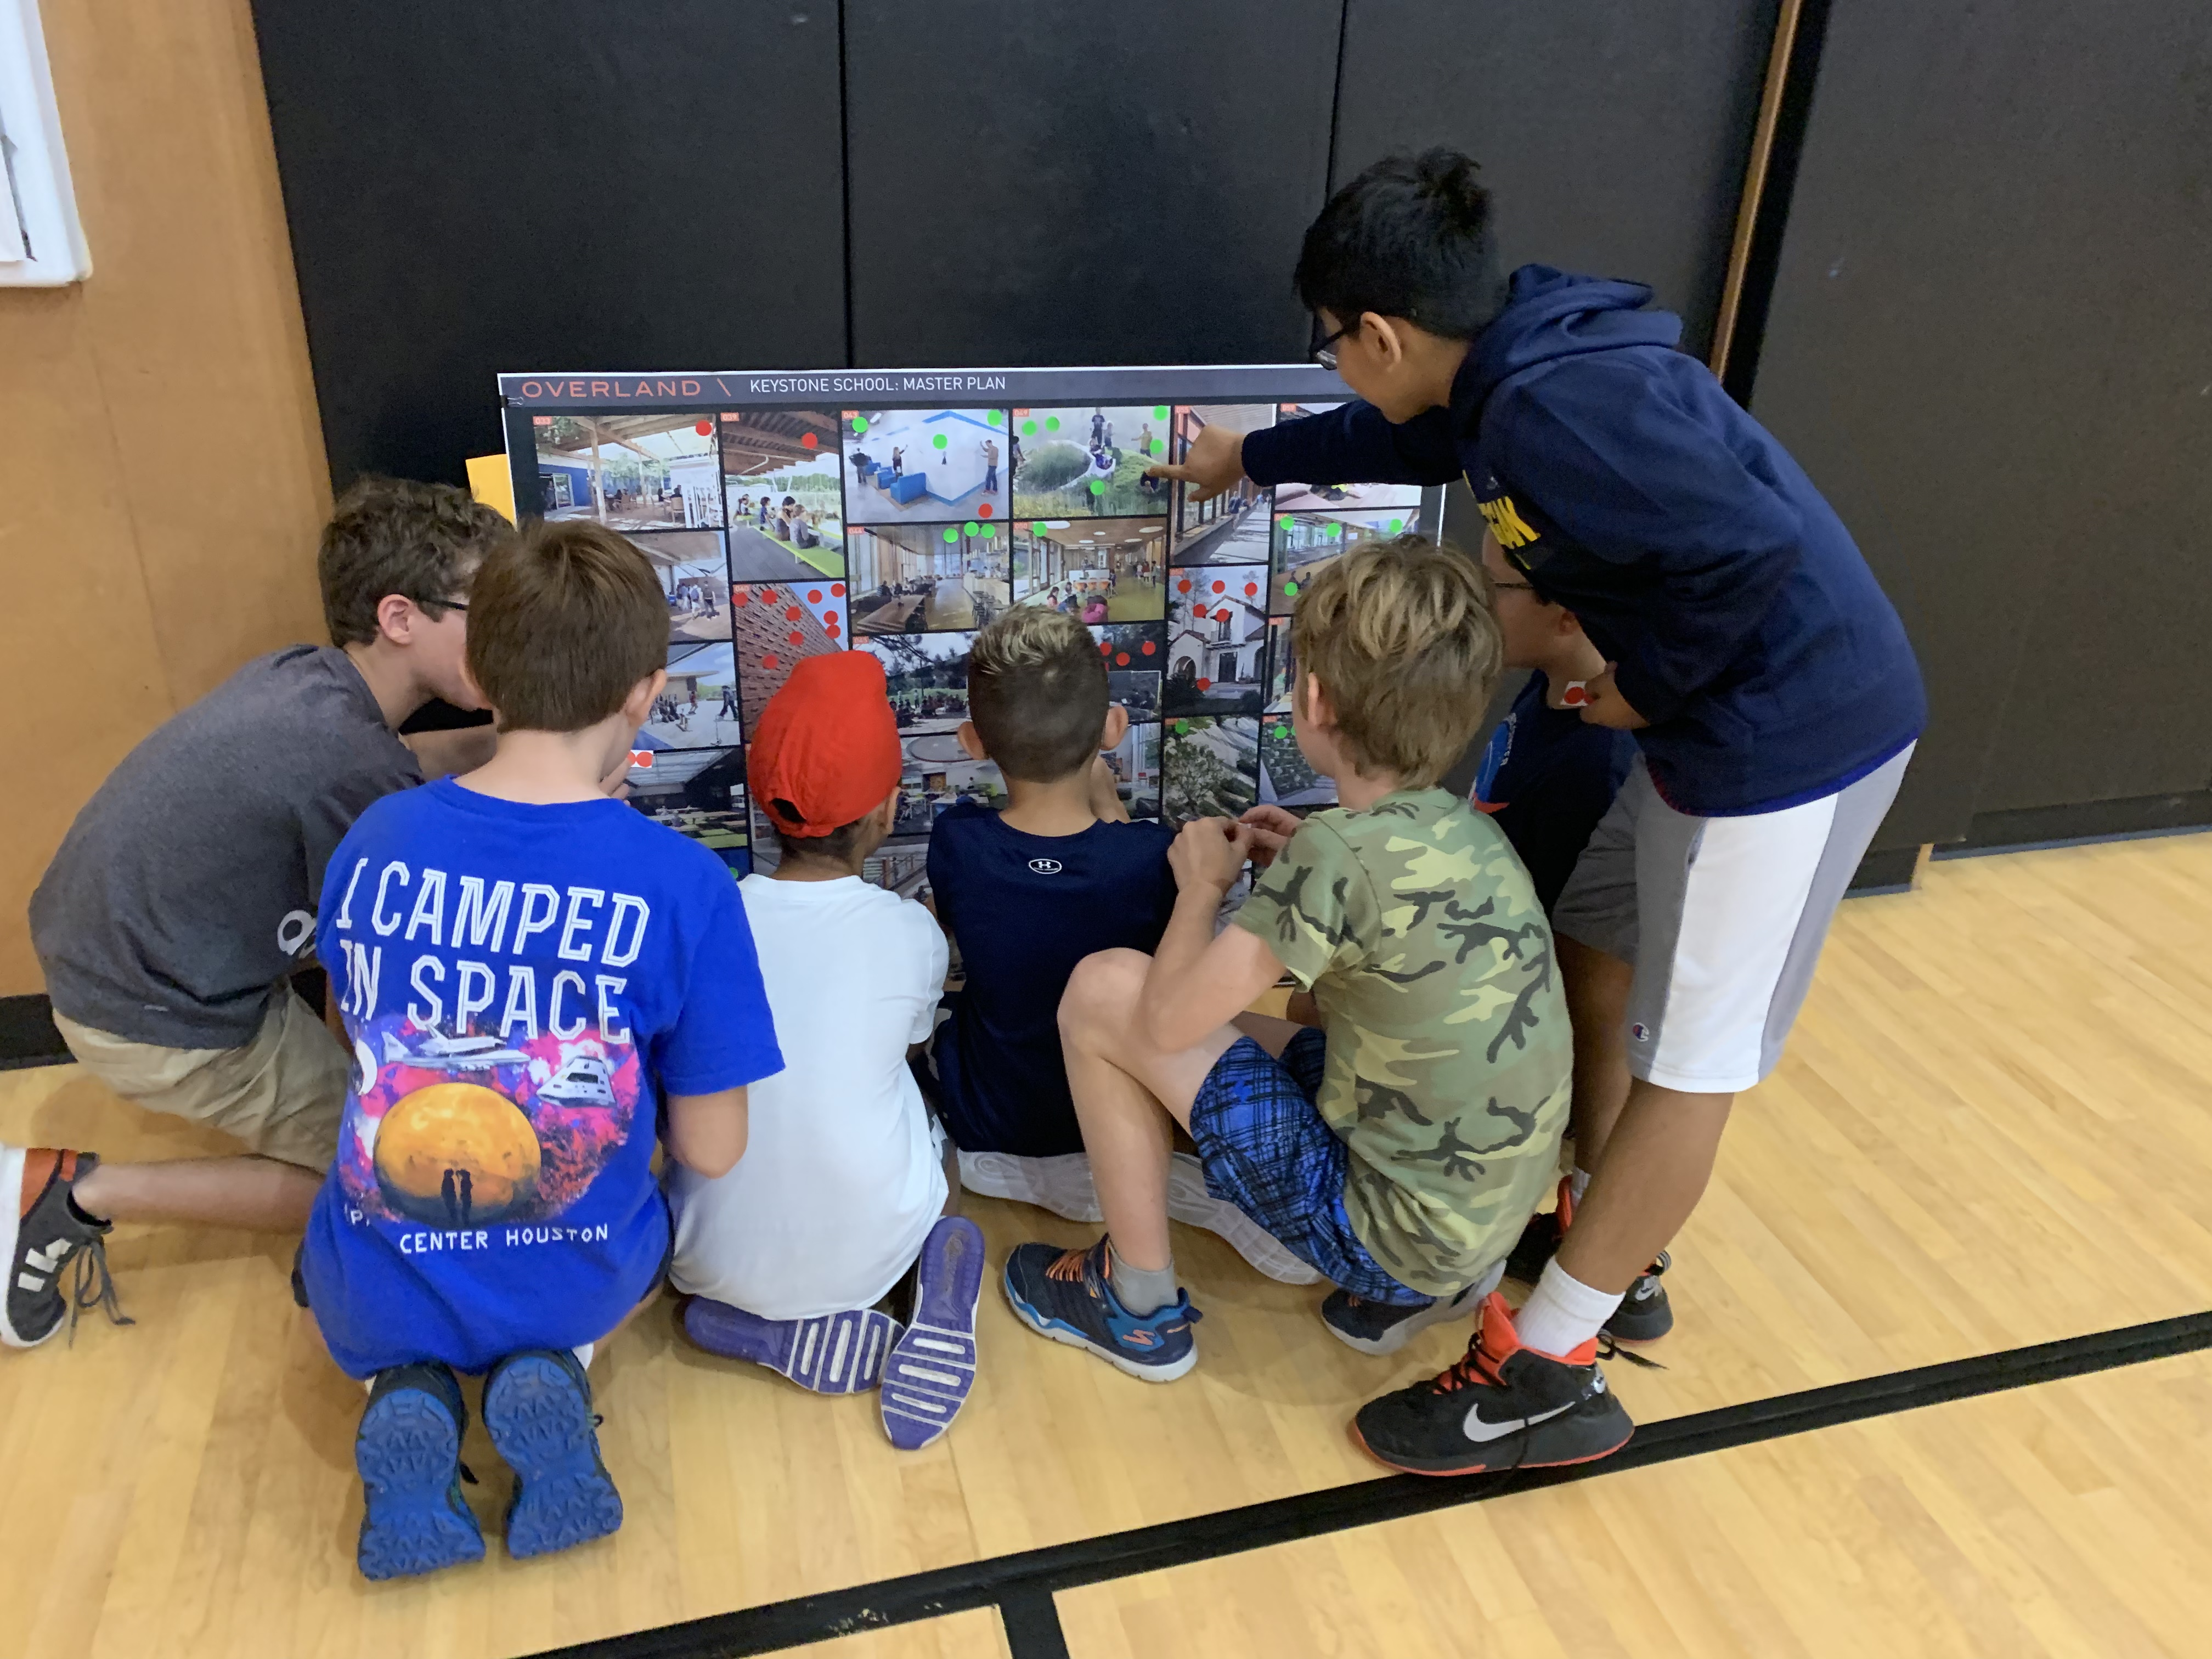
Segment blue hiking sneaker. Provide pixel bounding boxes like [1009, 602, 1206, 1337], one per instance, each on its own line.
[882, 1216, 985, 1449]
[683, 1299, 901, 1394]
[354, 1360, 484, 1580]
[1002, 1236, 1200, 1383]
[482, 1348, 622, 1560]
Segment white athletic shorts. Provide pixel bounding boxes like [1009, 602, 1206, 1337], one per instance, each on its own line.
[1551, 743, 1915, 1093]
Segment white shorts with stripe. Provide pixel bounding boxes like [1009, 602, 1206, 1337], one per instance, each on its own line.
[1551, 744, 1915, 1093]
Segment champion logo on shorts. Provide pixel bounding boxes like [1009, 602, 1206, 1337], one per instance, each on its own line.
[1028, 858, 1063, 875]
[1629, 1022, 1652, 1042]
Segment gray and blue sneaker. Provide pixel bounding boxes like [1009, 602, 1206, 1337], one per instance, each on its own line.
[482, 1348, 623, 1560]
[354, 1360, 484, 1580]
[882, 1216, 985, 1449]
[1002, 1236, 1200, 1383]
[683, 1299, 901, 1394]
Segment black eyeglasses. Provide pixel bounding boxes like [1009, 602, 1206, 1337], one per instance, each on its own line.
[1490, 580, 1536, 593]
[431, 598, 469, 613]
[1312, 320, 1355, 371]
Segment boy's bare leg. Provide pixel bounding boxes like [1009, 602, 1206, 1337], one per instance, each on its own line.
[1557, 936, 1633, 1169]
[1553, 1082, 1731, 1295]
[1056, 948, 1248, 1273]
[74, 1155, 322, 1232]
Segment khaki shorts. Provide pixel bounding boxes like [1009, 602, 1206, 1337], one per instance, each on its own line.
[53, 988, 349, 1171]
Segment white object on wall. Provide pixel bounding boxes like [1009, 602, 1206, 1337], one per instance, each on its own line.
[0, 0, 90, 285]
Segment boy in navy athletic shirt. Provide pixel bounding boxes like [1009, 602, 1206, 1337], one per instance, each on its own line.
[299, 523, 782, 1580]
[927, 607, 1312, 1284]
[1155, 149, 1924, 1475]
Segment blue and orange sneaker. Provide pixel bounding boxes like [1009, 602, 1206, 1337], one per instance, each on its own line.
[1002, 1237, 1200, 1382]
[354, 1360, 484, 1580]
[482, 1348, 623, 1560]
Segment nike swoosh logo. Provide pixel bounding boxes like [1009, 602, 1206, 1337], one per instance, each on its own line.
[1461, 1399, 1578, 1442]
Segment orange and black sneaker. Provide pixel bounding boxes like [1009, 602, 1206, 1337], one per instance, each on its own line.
[2, 1145, 128, 1348]
[1504, 1178, 1674, 1342]
[1351, 1292, 1632, 1476]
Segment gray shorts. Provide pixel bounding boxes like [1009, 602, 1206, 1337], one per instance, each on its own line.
[1552, 744, 1914, 1093]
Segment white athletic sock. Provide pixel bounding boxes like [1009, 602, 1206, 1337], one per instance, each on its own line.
[1568, 1165, 1594, 1205]
[1513, 1259, 1622, 1358]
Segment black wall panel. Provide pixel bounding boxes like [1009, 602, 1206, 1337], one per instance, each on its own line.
[842, 0, 1342, 368]
[1331, 1, 1779, 359]
[1750, 0, 2212, 846]
[249, 1, 847, 489]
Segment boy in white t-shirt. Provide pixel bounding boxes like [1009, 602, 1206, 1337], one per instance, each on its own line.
[668, 651, 984, 1452]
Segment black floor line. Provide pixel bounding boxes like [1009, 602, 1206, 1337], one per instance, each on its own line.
[525, 1308, 2212, 1659]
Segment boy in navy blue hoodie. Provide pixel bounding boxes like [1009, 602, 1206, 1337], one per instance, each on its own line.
[1156, 149, 1924, 1476]
[299, 523, 782, 1578]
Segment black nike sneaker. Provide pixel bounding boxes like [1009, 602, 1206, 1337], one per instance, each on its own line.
[1351, 1292, 1633, 1476]
[1504, 1178, 1674, 1343]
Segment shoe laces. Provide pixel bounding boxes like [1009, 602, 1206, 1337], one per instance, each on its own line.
[1425, 1334, 1504, 1395]
[1044, 1245, 1094, 1284]
[1595, 1332, 1666, 1370]
[66, 1232, 133, 1343]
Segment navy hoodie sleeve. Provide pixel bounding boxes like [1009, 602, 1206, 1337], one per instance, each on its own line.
[1496, 363, 1803, 726]
[1242, 400, 1461, 489]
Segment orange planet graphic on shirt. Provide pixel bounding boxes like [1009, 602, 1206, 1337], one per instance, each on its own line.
[374, 1081, 542, 1226]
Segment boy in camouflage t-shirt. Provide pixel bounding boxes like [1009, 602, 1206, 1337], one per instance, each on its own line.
[1005, 535, 1628, 1476]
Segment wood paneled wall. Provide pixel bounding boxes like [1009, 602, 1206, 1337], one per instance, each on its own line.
[0, 0, 329, 996]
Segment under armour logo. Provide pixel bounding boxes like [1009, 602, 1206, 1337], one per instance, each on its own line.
[1028, 858, 1063, 875]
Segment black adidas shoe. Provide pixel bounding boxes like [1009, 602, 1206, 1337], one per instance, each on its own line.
[1319, 1281, 1485, 1357]
[2, 1146, 129, 1348]
[1504, 1179, 1674, 1343]
[1351, 1292, 1633, 1476]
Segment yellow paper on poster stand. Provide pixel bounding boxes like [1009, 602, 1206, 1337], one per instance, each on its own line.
[466, 454, 517, 524]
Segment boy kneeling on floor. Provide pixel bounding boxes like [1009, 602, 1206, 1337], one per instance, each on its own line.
[670, 651, 986, 1452]
[1005, 535, 1628, 1472]
[299, 523, 783, 1580]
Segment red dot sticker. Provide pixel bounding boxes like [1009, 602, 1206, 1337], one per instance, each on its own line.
[693, 420, 713, 436]
[1141, 640, 1156, 655]
[1099, 640, 1113, 655]
[786, 606, 803, 622]
[831, 583, 846, 597]
[978, 503, 994, 519]
[826, 621, 840, 638]
[1177, 579, 1192, 592]
[1244, 582, 1259, 596]
[787, 630, 804, 647]
[808, 589, 822, 603]
[1212, 580, 1226, 593]
[1197, 678, 1212, 690]
[732, 589, 750, 606]
[800, 432, 819, 449]
[763, 653, 780, 670]
[1115, 651, 1130, 665]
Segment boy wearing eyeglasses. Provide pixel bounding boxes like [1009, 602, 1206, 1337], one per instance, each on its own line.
[1153, 148, 1924, 1477]
[7, 479, 510, 1352]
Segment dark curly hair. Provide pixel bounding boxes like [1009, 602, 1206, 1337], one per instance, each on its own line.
[1294, 148, 1509, 341]
[317, 476, 515, 647]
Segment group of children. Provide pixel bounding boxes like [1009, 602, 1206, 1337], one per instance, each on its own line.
[4, 146, 1923, 1580]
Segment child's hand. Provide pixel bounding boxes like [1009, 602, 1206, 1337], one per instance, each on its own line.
[1578, 667, 1650, 730]
[1146, 425, 1246, 503]
[1237, 804, 1302, 868]
[1087, 755, 1130, 823]
[1169, 817, 1251, 895]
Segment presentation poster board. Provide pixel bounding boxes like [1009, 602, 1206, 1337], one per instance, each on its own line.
[501, 367, 1446, 894]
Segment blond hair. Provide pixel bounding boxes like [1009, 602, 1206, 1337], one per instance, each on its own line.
[1288, 534, 1501, 788]
[967, 605, 1109, 782]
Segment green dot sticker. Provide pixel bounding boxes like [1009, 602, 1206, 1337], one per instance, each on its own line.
[1389, 517, 1404, 532]
[932, 433, 948, 450]
[1175, 720, 1189, 735]
[1327, 522, 1342, 538]
[1045, 417, 1061, 432]
[942, 527, 958, 543]
[1273, 724, 1289, 739]
[987, 410, 1003, 425]
[964, 521, 981, 537]
[1022, 419, 1037, 436]
[1148, 439, 1164, 456]
[1153, 405, 1169, 420]
[1032, 522, 1052, 534]
[1285, 580, 1300, 596]
[1277, 516, 1292, 529]
[851, 416, 869, 435]
[1089, 479, 1107, 495]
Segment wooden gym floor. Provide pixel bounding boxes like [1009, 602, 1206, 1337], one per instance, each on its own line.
[3, 832, 2210, 1659]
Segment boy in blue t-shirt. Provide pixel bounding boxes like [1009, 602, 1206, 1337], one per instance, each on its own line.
[926, 608, 1312, 1284]
[299, 522, 782, 1581]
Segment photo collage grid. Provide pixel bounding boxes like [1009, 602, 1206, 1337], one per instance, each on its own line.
[528, 402, 1429, 893]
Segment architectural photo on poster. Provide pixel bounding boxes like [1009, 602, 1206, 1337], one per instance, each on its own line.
[857, 629, 977, 734]
[534, 413, 725, 529]
[1171, 404, 1276, 565]
[842, 408, 1009, 524]
[627, 531, 731, 642]
[1269, 402, 1424, 513]
[721, 409, 845, 580]
[850, 522, 1009, 634]
[1011, 405, 1177, 518]
[625, 746, 752, 873]
[1166, 565, 1268, 716]
[1269, 505, 1423, 615]
[1012, 517, 1166, 623]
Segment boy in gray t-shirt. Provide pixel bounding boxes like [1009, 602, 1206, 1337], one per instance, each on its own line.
[2, 479, 512, 1351]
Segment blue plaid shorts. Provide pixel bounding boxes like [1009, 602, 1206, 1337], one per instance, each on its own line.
[1187, 1028, 1429, 1306]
